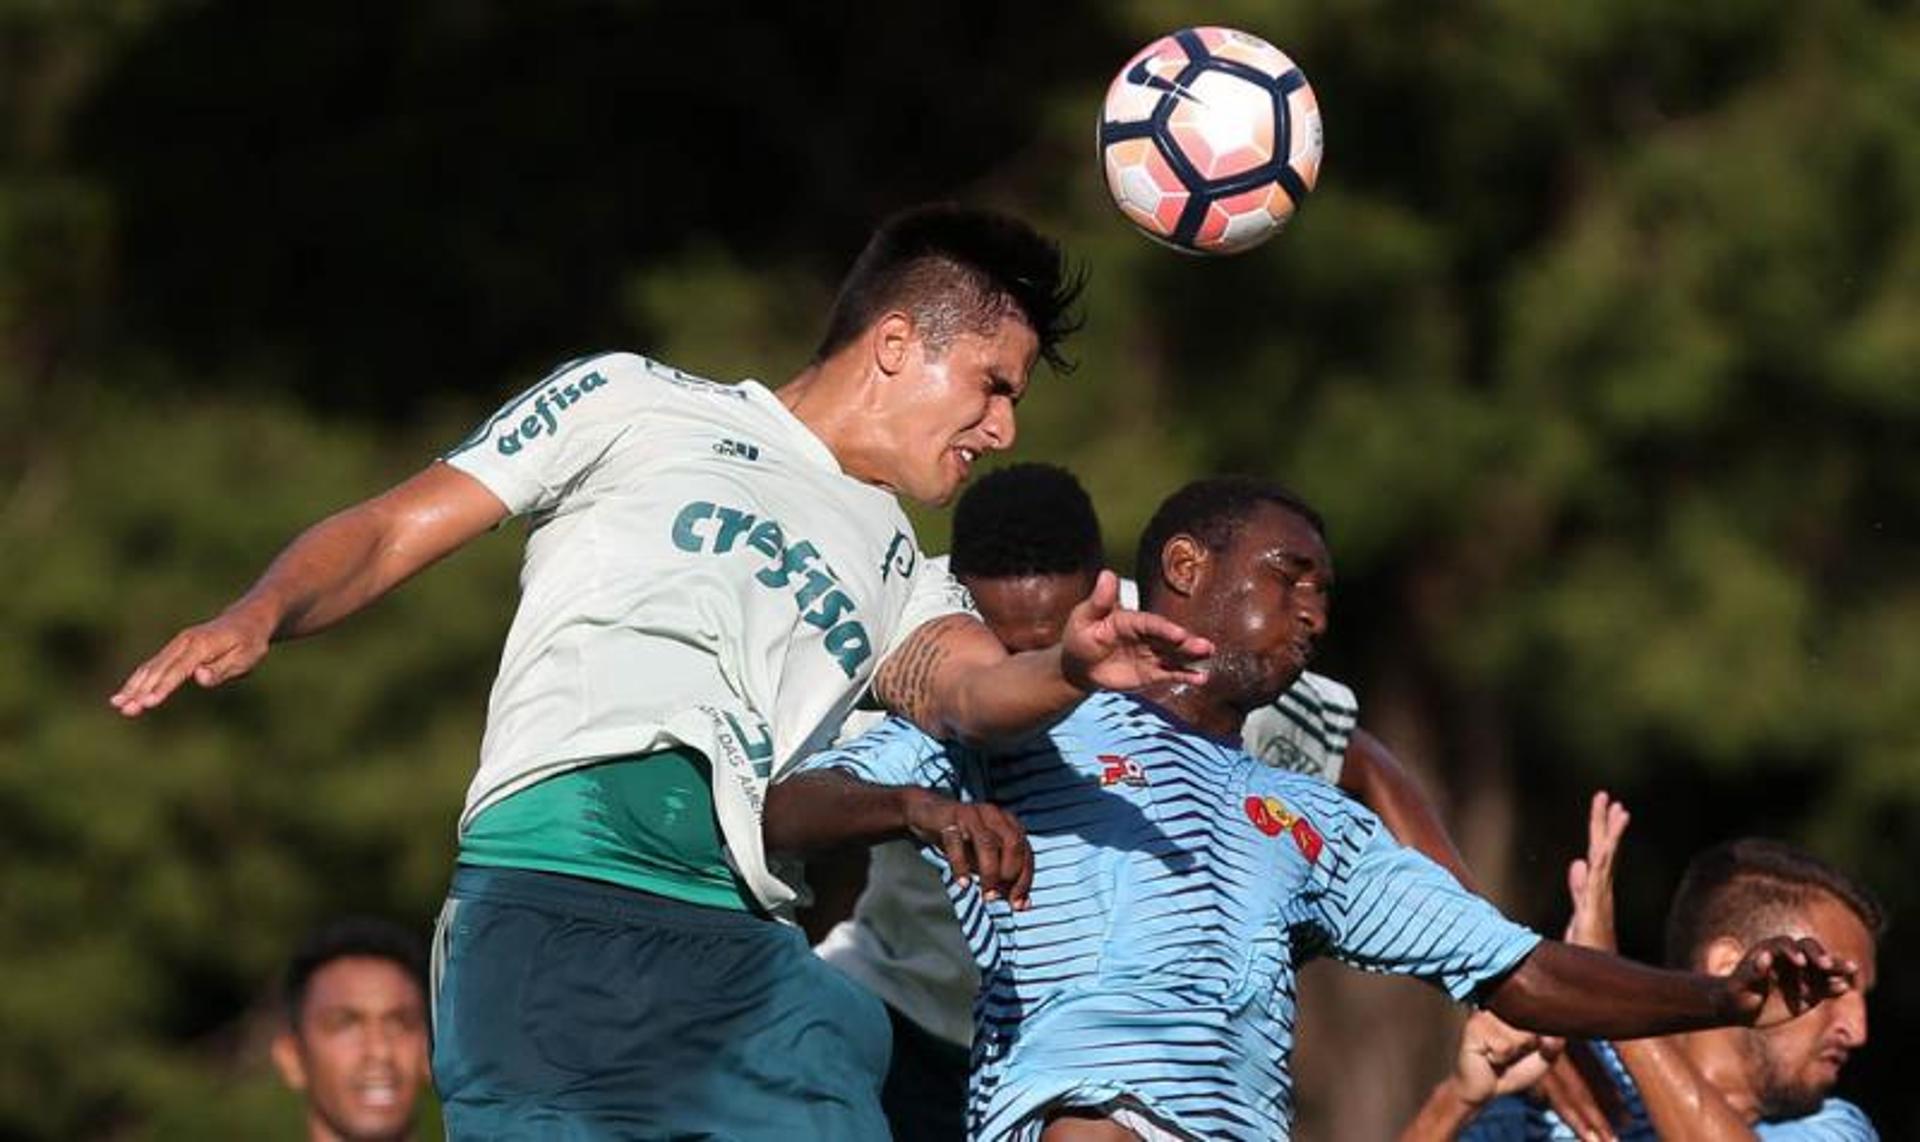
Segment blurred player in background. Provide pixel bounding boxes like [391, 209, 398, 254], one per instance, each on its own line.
[271, 917, 430, 1142]
[816, 462, 1478, 1140]
[768, 476, 1859, 1142]
[112, 205, 1215, 1139]
[1439, 797, 1882, 1141]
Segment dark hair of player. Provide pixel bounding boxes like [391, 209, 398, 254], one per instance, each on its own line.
[283, 916, 429, 1028]
[949, 463, 1104, 580]
[1134, 476, 1327, 608]
[813, 203, 1087, 373]
[1662, 839, 1886, 970]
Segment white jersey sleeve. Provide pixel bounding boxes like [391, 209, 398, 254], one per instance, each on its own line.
[1241, 670, 1359, 783]
[875, 553, 978, 668]
[443, 353, 663, 514]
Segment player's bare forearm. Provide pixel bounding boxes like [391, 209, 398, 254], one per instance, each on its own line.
[110, 463, 505, 715]
[872, 615, 1085, 745]
[1488, 935, 1862, 1041]
[259, 463, 508, 637]
[872, 576, 1210, 745]
[763, 770, 932, 856]
[765, 769, 1033, 905]
[1488, 942, 1745, 1039]
[1341, 729, 1476, 891]
[1614, 1036, 1760, 1139]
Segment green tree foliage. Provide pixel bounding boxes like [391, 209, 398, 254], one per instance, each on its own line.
[2, 0, 1915, 1136]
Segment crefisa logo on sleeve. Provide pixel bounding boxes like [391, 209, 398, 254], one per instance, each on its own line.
[496, 370, 611, 454]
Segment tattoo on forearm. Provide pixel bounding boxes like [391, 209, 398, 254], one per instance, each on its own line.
[875, 615, 966, 729]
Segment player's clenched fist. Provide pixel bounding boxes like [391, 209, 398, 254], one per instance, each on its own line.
[904, 795, 1034, 910]
[109, 605, 276, 716]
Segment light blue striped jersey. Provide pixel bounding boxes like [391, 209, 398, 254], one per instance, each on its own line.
[1464, 1041, 1877, 1140]
[793, 693, 1541, 1140]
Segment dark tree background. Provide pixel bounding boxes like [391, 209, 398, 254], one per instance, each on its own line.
[3, 1, 1915, 1136]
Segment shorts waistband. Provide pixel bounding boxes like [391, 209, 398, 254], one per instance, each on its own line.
[449, 864, 777, 934]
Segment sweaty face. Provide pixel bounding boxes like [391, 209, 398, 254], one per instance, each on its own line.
[962, 571, 1098, 652]
[1185, 503, 1332, 711]
[1748, 895, 1876, 1119]
[883, 316, 1039, 506]
[278, 957, 429, 1142]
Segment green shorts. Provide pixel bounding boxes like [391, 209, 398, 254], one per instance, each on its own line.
[431, 865, 892, 1140]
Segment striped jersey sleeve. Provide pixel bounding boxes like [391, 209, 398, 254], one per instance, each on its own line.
[1756, 1100, 1879, 1141]
[1241, 670, 1359, 782]
[1310, 799, 1541, 1001]
[787, 714, 959, 796]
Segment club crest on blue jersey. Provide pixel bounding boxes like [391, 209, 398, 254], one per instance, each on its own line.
[1245, 794, 1324, 863]
[1099, 754, 1148, 788]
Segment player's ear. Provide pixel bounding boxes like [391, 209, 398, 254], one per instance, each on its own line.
[1701, 937, 1747, 978]
[1161, 534, 1207, 600]
[271, 1030, 310, 1092]
[871, 311, 915, 378]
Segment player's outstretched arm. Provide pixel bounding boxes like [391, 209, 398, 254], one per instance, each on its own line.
[872, 570, 1212, 746]
[1485, 935, 1856, 1042]
[1400, 1010, 1562, 1142]
[109, 464, 508, 716]
[764, 770, 1033, 907]
[1339, 729, 1476, 890]
[1564, 793, 1760, 1140]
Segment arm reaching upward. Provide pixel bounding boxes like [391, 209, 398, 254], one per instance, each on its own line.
[1565, 793, 1766, 1140]
[110, 463, 507, 716]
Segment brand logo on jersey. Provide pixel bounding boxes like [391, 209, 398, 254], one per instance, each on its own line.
[494, 370, 611, 455]
[1259, 738, 1311, 774]
[879, 530, 916, 582]
[1099, 754, 1148, 788]
[671, 500, 873, 678]
[1245, 795, 1324, 863]
[713, 438, 761, 461]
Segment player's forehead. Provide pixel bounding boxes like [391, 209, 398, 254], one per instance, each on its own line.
[966, 571, 1093, 619]
[302, 956, 425, 1017]
[1230, 502, 1332, 575]
[939, 312, 1039, 384]
[1801, 895, 1879, 989]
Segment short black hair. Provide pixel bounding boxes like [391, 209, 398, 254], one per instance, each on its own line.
[283, 916, 429, 1028]
[1663, 839, 1886, 969]
[814, 203, 1086, 373]
[950, 463, 1104, 580]
[1134, 476, 1326, 607]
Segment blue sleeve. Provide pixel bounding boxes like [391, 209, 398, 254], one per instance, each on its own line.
[788, 715, 959, 796]
[1755, 1100, 1879, 1141]
[1310, 796, 1542, 1001]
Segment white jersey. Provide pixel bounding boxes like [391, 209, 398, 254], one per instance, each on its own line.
[817, 567, 1361, 1046]
[444, 352, 971, 915]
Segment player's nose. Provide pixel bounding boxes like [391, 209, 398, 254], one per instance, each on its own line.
[982, 396, 1017, 452]
[1296, 595, 1328, 637]
[1835, 990, 1868, 1048]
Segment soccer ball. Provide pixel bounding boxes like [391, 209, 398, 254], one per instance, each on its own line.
[1098, 27, 1322, 255]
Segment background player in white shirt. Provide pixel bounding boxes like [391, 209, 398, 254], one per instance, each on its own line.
[109, 205, 1213, 1139]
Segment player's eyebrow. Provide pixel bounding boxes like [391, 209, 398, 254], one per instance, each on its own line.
[1262, 547, 1333, 586]
[990, 370, 1026, 403]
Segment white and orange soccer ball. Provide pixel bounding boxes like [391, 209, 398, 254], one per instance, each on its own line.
[1099, 27, 1323, 255]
